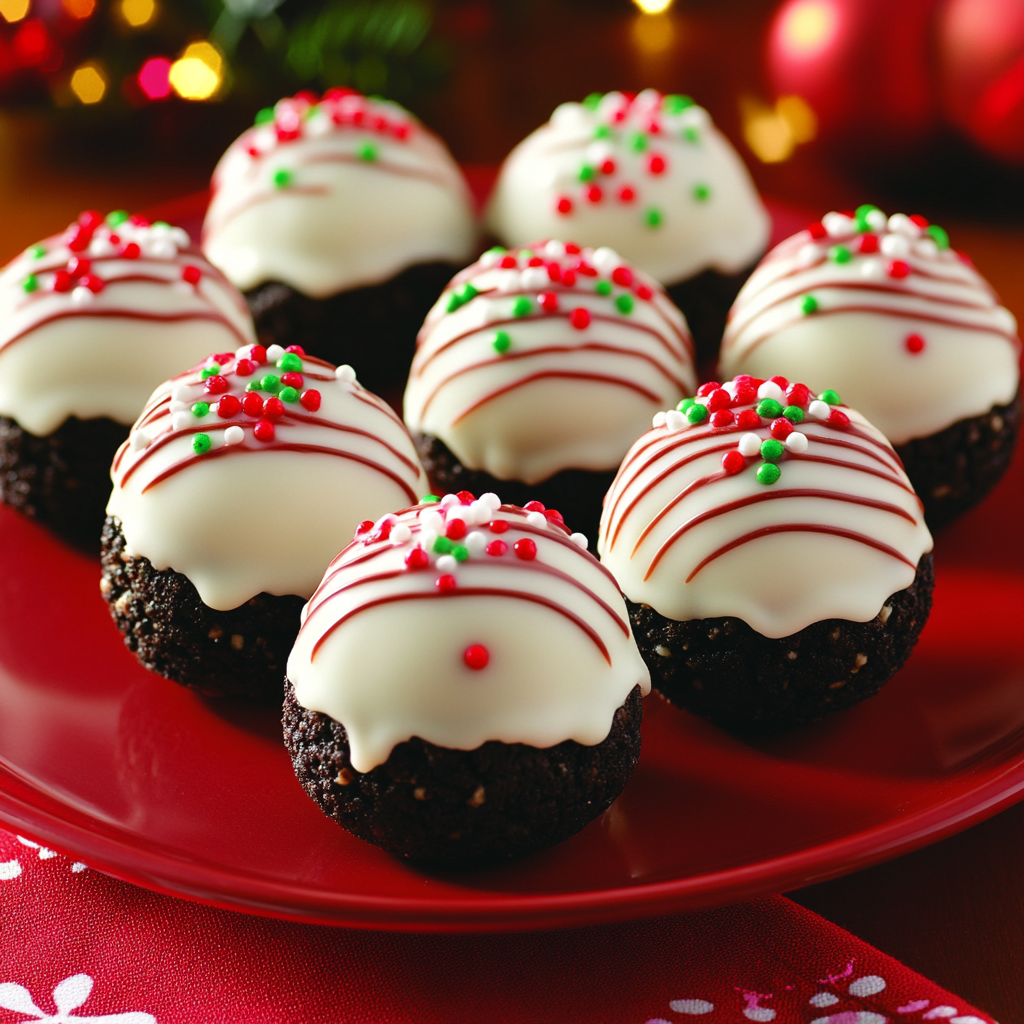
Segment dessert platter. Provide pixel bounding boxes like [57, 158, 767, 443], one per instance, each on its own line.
[0, 89, 1021, 932]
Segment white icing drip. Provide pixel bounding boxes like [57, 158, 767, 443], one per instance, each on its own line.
[404, 241, 697, 484]
[0, 216, 255, 436]
[599, 380, 933, 637]
[289, 500, 650, 772]
[203, 92, 477, 297]
[486, 90, 770, 285]
[720, 212, 1020, 444]
[107, 349, 427, 610]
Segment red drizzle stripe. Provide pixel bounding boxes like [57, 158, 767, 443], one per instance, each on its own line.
[798, 430, 904, 471]
[628, 469, 729, 558]
[299, 151, 453, 187]
[787, 452, 917, 495]
[679, 523, 917, 583]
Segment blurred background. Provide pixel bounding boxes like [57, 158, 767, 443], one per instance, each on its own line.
[1, 0, 1022, 261]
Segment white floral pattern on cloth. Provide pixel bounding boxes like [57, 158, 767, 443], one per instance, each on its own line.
[0, 834, 86, 883]
[0, 974, 155, 1023]
[898, 1000, 989, 1024]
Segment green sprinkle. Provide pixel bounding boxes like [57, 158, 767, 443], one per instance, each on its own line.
[677, 397, 695, 412]
[259, 374, 281, 393]
[28, 244, 46, 259]
[451, 543, 469, 562]
[492, 330, 511, 354]
[433, 536, 453, 554]
[693, 183, 711, 202]
[854, 203, 880, 232]
[800, 294, 819, 315]
[485, 245, 507, 256]
[757, 462, 781, 485]
[760, 438, 785, 463]
[820, 389, 841, 405]
[152, 221, 169, 229]
[193, 433, 212, 455]
[279, 386, 300, 403]
[593, 124, 611, 139]
[615, 293, 634, 314]
[272, 169, 292, 188]
[459, 283, 478, 304]
[630, 131, 648, 152]
[512, 296, 532, 317]
[191, 402, 209, 417]
[22, 274, 38, 293]
[578, 164, 595, 183]
[686, 403, 708, 424]
[277, 352, 303, 373]
[830, 245, 851, 264]
[201, 365, 221, 379]
[106, 210, 128, 227]
[246, 381, 260, 391]
[756, 398, 783, 418]
[421, 494, 441, 503]
[926, 224, 949, 249]
[663, 94, 694, 114]
[254, 107, 275, 125]
[304, 103, 318, 119]
[645, 207, 664, 228]
[682, 126, 700, 144]
[446, 292, 463, 313]
[783, 405, 805, 423]
[358, 142, 378, 162]
[519, 249, 534, 259]
[595, 280, 612, 296]
[582, 92, 602, 110]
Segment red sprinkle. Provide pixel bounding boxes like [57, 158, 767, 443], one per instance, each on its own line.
[539, 291, 559, 312]
[544, 509, 564, 525]
[499, 255, 518, 269]
[66, 229, 90, 253]
[527, 256, 544, 267]
[599, 158, 616, 175]
[546, 262, 562, 283]
[248, 344, 267, 364]
[204, 375, 228, 395]
[770, 417, 794, 439]
[721, 450, 746, 474]
[555, 196, 573, 215]
[263, 397, 285, 419]
[79, 210, 103, 230]
[235, 359, 256, 378]
[212, 352, 234, 364]
[887, 259, 910, 279]
[585, 185, 603, 203]
[242, 393, 264, 417]
[564, 243, 581, 255]
[737, 408, 761, 430]
[435, 574, 457, 593]
[81, 274, 105, 293]
[457, 491, 476, 503]
[486, 539, 508, 556]
[281, 371, 304, 388]
[859, 234, 879, 254]
[770, 375, 789, 390]
[786, 382, 811, 408]
[707, 388, 732, 411]
[574, 261, 598, 277]
[696, 382, 720, 397]
[711, 409, 734, 428]
[827, 409, 851, 429]
[373, 518, 394, 541]
[618, 185, 636, 203]
[53, 270, 72, 293]
[181, 265, 202, 285]
[356, 520, 374, 536]
[253, 418, 275, 441]
[561, 269, 577, 287]
[905, 333, 925, 354]
[909, 214, 929, 229]
[647, 153, 667, 175]
[463, 644, 489, 670]
[488, 519, 509, 533]
[445, 518, 467, 540]
[67, 256, 90, 277]
[247, 146, 260, 158]
[807, 222, 827, 240]
[523, 500, 545, 512]
[120, 242, 141, 259]
[612, 266, 633, 288]
[300, 389, 321, 412]
[216, 395, 241, 418]
[635, 284, 653, 301]
[405, 547, 429, 569]
[284, 344, 305, 355]
[569, 307, 591, 330]
[734, 383, 757, 406]
[514, 538, 537, 560]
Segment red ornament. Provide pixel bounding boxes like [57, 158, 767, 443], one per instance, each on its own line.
[887, 259, 911, 279]
[300, 389, 322, 412]
[181, 265, 202, 285]
[722, 450, 746, 474]
[405, 547, 429, 569]
[488, 519, 509, 533]
[555, 196, 573, 215]
[52, 270, 72, 293]
[707, 388, 732, 411]
[711, 409, 735, 428]
[612, 267, 634, 288]
[905, 332, 926, 353]
[635, 284, 653, 301]
[770, 417, 795, 439]
[435, 574, 457, 593]
[253, 418, 275, 442]
[618, 185, 636, 203]
[242, 393, 264, 417]
[463, 644, 490, 670]
[827, 408, 851, 429]
[216, 395, 241, 418]
[584, 185, 603, 203]
[647, 153, 667, 175]
[569, 307, 591, 330]
[445, 518, 467, 540]
[204, 375, 228, 395]
[120, 242, 141, 259]
[486, 539, 508, 556]
[523, 501, 545, 512]
[786, 382, 812, 408]
[737, 408, 762, 430]
[514, 538, 538, 560]
[539, 292, 559, 312]
[263, 397, 285, 419]
[281, 371, 304, 388]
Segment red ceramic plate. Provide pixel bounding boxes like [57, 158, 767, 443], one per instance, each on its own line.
[0, 194, 1021, 932]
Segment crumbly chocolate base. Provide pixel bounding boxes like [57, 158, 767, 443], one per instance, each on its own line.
[628, 553, 934, 732]
[0, 414, 127, 551]
[100, 516, 304, 700]
[412, 431, 615, 545]
[666, 260, 759, 369]
[283, 681, 644, 865]
[246, 261, 460, 394]
[895, 392, 1020, 532]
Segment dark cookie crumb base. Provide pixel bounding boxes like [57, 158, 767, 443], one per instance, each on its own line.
[246, 261, 460, 394]
[283, 681, 643, 865]
[629, 553, 934, 732]
[100, 516, 303, 700]
[412, 431, 615, 545]
[895, 392, 1020, 531]
[0, 414, 127, 551]
[666, 260, 759, 370]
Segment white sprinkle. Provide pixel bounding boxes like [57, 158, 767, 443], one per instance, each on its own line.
[591, 246, 620, 274]
[480, 492, 502, 510]
[496, 269, 521, 292]
[147, 239, 176, 259]
[307, 115, 331, 137]
[785, 430, 808, 453]
[420, 509, 444, 534]
[169, 400, 190, 414]
[266, 343, 285, 362]
[808, 399, 830, 420]
[652, 411, 667, 429]
[865, 209, 887, 231]
[440, 493, 460, 510]
[335, 364, 356, 383]
[880, 233, 911, 258]
[420, 528, 438, 551]
[150, 219, 172, 234]
[172, 411, 193, 431]
[224, 425, 244, 445]
[678, 104, 710, 130]
[390, 523, 412, 545]
[757, 380, 785, 404]
[71, 286, 92, 304]
[888, 212, 920, 237]
[130, 430, 151, 451]
[665, 409, 686, 432]
[526, 511, 547, 528]
[570, 532, 588, 549]
[466, 530, 487, 556]
[236, 344, 253, 357]
[542, 240, 566, 259]
[823, 211, 853, 237]
[797, 243, 822, 267]
[171, 384, 192, 402]
[170, 227, 190, 248]
[598, 90, 627, 120]
[551, 101, 586, 128]
[586, 141, 614, 166]
[738, 432, 761, 457]
[915, 238, 939, 258]
[693, 393, 710, 406]
[860, 257, 884, 279]
[478, 250, 503, 269]
[520, 266, 548, 291]
[88, 237, 116, 257]
[435, 555, 458, 574]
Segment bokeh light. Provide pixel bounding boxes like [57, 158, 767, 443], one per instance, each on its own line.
[632, 0, 673, 13]
[631, 12, 676, 54]
[70, 61, 108, 104]
[120, 0, 156, 29]
[61, 0, 95, 19]
[777, 0, 839, 58]
[168, 41, 222, 101]
[137, 56, 171, 99]
[740, 94, 818, 163]
[0, 0, 30, 23]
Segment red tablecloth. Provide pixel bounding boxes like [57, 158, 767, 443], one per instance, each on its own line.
[0, 827, 997, 1024]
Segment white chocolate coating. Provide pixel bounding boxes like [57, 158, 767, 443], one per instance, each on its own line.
[599, 376, 934, 638]
[289, 495, 650, 773]
[0, 214, 255, 437]
[107, 349, 427, 610]
[203, 91, 477, 298]
[720, 209, 1021, 445]
[404, 240, 697, 484]
[486, 89, 770, 286]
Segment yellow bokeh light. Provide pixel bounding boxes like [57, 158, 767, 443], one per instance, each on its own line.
[632, 0, 673, 13]
[779, 0, 838, 56]
[776, 94, 817, 144]
[740, 94, 817, 164]
[70, 62, 108, 105]
[168, 41, 223, 101]
[0, 0, 31, 24]
[62, 0, 95, 18]
[120, 0, 156, 28]
[631, 12, 676, 54]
